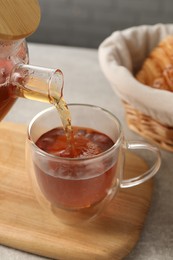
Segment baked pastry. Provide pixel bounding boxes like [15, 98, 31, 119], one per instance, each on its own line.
[136, 35, 173, 92]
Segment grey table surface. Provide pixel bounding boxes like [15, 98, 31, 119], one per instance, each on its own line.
[1, 43, 173, 260]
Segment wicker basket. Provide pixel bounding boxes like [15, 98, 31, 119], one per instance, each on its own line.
[123, 101, 173, 152]
[99, 24, 173, 152]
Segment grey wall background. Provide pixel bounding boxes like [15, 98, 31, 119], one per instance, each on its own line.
[28, 0, 173, 49]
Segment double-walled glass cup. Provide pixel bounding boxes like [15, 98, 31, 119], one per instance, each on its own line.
[26, 104, 161, 225]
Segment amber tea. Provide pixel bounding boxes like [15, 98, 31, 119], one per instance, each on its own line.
[34, 126, 116, 209]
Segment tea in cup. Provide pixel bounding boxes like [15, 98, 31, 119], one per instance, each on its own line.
[26, 104, 161, 225]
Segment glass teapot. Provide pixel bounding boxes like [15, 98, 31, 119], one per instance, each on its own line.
[0, 38, 63, 121]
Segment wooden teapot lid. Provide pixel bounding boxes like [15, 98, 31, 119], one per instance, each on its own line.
[0, 0, 40, 40]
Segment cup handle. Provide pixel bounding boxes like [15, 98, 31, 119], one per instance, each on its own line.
[120, 141, 161, 188]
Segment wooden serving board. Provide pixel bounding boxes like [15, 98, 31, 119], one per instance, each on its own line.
[0, 122, 153, 260]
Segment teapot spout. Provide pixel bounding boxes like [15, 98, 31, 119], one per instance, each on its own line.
[10, 63, 64, 104]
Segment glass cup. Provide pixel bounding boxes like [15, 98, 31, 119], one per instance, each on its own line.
[26, 104, 161, 225]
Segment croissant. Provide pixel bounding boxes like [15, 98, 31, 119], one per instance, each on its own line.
[135, 35, 173, 92]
